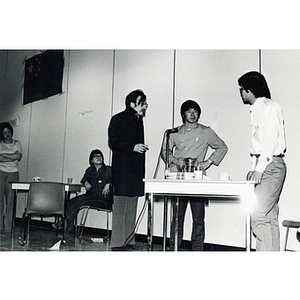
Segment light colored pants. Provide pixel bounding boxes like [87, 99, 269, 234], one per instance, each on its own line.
[0, 170, 19, 233]
[252, 157, 286, 251]
[110, 195, 138, 248]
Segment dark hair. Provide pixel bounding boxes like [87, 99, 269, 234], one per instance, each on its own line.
[89, 149, 104, 166]
[180, 100, 201, 119]
[238, 71, 271, 99]
[0, 122, 13, 141]
[125, 89, 146, 108]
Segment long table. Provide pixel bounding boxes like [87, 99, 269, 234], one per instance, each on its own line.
[10, 182, 82, 238]
[144, 179, 255, 251]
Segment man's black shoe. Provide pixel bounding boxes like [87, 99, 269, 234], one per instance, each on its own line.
[111, 246, 126, 251]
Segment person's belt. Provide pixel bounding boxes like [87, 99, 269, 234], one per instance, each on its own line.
[250, 154, 285, 158]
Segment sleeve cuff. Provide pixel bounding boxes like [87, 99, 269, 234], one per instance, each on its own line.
[255, 160, 268, 173]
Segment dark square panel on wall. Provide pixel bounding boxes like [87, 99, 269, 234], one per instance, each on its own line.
[23, 50, 64, 105]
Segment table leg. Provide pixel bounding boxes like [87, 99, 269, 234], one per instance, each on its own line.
[147, 193, 153, 251]
[244, 186, 253, 252]
[174, 196, 179, 251]
[62, 191, 71, 245]
[246, 210, 251, 252]
[163, 196, 168, 251]
[11, 189, 17, 239]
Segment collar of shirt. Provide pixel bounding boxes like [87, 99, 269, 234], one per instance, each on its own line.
[250, 97, 265, 114]
[182, 122, 199, 132]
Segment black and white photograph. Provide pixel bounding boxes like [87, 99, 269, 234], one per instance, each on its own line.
[0, 1, 299, 299]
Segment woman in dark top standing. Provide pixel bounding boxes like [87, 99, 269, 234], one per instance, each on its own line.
[61, 149, 112, 233]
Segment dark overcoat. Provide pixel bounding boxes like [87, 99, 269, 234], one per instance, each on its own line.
[108, 107, 145, 197]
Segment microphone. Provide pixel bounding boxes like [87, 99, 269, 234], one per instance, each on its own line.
[166, 128, 178, 134]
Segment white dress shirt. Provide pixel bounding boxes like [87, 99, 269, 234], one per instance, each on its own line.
[250, 97, 286, 173]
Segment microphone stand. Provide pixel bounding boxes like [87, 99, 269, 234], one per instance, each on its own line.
[163, 131, 170, 250]
[165, 131, 171, 178]
[153, 128, 178, 251]
[164, 129, 180, 251]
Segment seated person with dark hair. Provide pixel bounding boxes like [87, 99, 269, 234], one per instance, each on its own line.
[53, 149, 112, 234]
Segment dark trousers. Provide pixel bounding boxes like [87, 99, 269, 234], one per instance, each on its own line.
[66, 193, 108, 230]
[170, 197, 205, 250]
[110, 195, 138, 248]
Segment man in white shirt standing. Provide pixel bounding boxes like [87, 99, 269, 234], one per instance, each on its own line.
[238, 71, 287, 251]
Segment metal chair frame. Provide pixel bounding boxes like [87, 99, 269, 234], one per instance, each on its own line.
[282, 220, 300, 251]
[75, 206, 113, 242]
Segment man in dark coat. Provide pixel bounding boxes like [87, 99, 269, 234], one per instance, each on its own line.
[108, 89, 148, 250]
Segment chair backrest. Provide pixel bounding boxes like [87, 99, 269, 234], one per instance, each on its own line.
[27, 182, 65, 215]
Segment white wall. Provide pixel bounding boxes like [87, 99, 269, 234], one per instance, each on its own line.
[1, 49, 300, 250]
[62, 50, 115, 229]
[261, 50, 300, 251]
